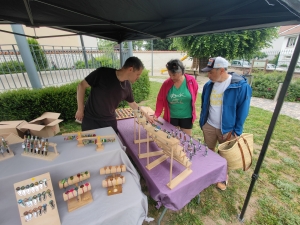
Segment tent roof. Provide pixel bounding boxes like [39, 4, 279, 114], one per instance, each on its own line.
[0, 0, 300, 42]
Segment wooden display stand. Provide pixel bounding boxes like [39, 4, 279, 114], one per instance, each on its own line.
[133, 109, 192, 190]
[115, 108, 134, 120]
[62, 130, 96, 141]
[58, 171, 93, 212]
[21, 137, 59, 161]
[77, 135, 116, 151]
[0, 135, 14, 161]
[100, 165, 126, 196]
[13, 172, 61, 225]
[133, 108, 154, 145]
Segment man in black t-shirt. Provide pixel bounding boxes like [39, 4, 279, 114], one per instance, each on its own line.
[75, 56, 153, 132]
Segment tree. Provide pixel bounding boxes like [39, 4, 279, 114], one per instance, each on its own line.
[252, 51, 268, 59]
[172, 28, 278, 70]
[123, 40, 145, 51]
[144, 38, 175, 51]
[269, 53, 280, 65]
[97, 39, 117, 51]
[27, 38, 48, 70]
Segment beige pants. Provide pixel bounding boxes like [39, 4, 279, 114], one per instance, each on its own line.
[202, 122, 232, 151]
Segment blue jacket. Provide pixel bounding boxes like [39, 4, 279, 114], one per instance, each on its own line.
[199, 72, 252, 136]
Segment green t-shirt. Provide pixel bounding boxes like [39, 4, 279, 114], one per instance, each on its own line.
[167, 78, 192, 118]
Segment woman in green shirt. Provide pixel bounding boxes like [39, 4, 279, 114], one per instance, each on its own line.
[154, 59, 199, 136]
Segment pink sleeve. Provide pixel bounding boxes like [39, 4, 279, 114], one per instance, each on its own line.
[154, 82, 166, 117]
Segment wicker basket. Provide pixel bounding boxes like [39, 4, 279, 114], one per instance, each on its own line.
[218, 133, 253, 171]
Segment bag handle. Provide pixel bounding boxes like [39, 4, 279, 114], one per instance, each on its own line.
[225, 131, 232, 142]
[240, 135, 253, 171]
[233, 134, 246, 171]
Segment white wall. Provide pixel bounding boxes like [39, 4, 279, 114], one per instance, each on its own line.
[278, 35, 299, 65]
[262, 36, 285, 52]
[79, 35, 98, 48]
[132, 51, 189, 74]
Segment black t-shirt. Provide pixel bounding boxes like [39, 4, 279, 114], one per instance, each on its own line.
[84, 67, 134, 121]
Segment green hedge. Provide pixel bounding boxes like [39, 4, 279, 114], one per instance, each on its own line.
[0, 61, 26, 74]
[119, 69, 150, 107]
[252, 72, 300, 102]
[0, 70, 150, 121]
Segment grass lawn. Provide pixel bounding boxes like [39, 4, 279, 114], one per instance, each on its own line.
[60, 81, 300, 225]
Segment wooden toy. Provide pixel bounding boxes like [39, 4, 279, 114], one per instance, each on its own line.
[14, 172, 61, 225]
[133, 108, 192, 190]
[100, 165, 126, 196]
[0, 135, 14, 161]
[77, 135, 116, 151]
[61, 130, 96, 141]
[58, 171, 93, 212]
[115, 106, 154, 120]
[133, 107, 156, 145]
[115, 108, 134, 120]
[21, 135, 59, 161]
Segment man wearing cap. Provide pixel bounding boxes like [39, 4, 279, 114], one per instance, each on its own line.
[199, 56, 252, 190]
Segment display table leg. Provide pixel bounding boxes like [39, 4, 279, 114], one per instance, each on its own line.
[158, 207, 168, 225]
[197, 193, 201, 204]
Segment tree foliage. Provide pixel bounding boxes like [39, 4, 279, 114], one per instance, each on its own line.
[172, 28, 278, 60]
[123, 41, 144, 51]
[27, 38, 48, 70]
[253, 51, 268, 59]
[97, 39, 145, 51]
[144, 38, 175, 51]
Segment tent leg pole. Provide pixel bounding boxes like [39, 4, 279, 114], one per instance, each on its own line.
[238, 33, 300, 222]
[158, 207, 167, 225]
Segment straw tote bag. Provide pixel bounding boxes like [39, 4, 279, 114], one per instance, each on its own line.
[218, 133, 253, 171]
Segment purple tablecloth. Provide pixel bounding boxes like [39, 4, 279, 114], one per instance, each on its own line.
[117, 118, 227, 211]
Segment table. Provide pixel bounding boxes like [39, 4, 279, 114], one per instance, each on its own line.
[117, 118, 227, 212]
[0, 127, 148, 225]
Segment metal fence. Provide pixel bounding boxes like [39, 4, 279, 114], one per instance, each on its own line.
[261, 49, 300, 68]
[0, 44, 129, 91]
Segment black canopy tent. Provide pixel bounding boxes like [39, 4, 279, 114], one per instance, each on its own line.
[1, 0, 300, 222]
[0, 0, 300, 42]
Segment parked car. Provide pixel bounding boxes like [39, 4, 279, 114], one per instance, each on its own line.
[266, 64, 276, 70]
[230, 60, 251, 68]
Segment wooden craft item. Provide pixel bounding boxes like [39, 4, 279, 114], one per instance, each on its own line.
[58, 171, 90, 189]
[0, 136, 14, 161]
[21, 141, 59, 161]
[133, 106, 193, 190]
[62, 183, 91, 201]
[102, 175, 125, 187]
[62, 130, 96, 141]
[64, 189, 93, 212]
[115, 108, 134, 120]
[100, 165, 126, 196]
[133, 110, 154, 145]
[77, 135, 115, 151]
[107, 185, 122, 195]
[13, 172, 61, 225]
[59, 171, 93, 212]
[99, 164, 126, 175]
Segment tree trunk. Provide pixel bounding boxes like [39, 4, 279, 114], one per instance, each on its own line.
[198, 57, 208, 73]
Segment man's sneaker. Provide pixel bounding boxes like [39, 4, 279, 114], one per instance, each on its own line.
[216, 180, 228, 191]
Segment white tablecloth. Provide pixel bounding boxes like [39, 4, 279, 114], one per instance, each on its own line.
[0, 127, 148, 225]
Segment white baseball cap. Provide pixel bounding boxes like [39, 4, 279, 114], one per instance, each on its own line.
[201, 56, 229, 72]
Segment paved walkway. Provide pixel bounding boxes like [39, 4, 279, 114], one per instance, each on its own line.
[149, 77, 300, 121]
